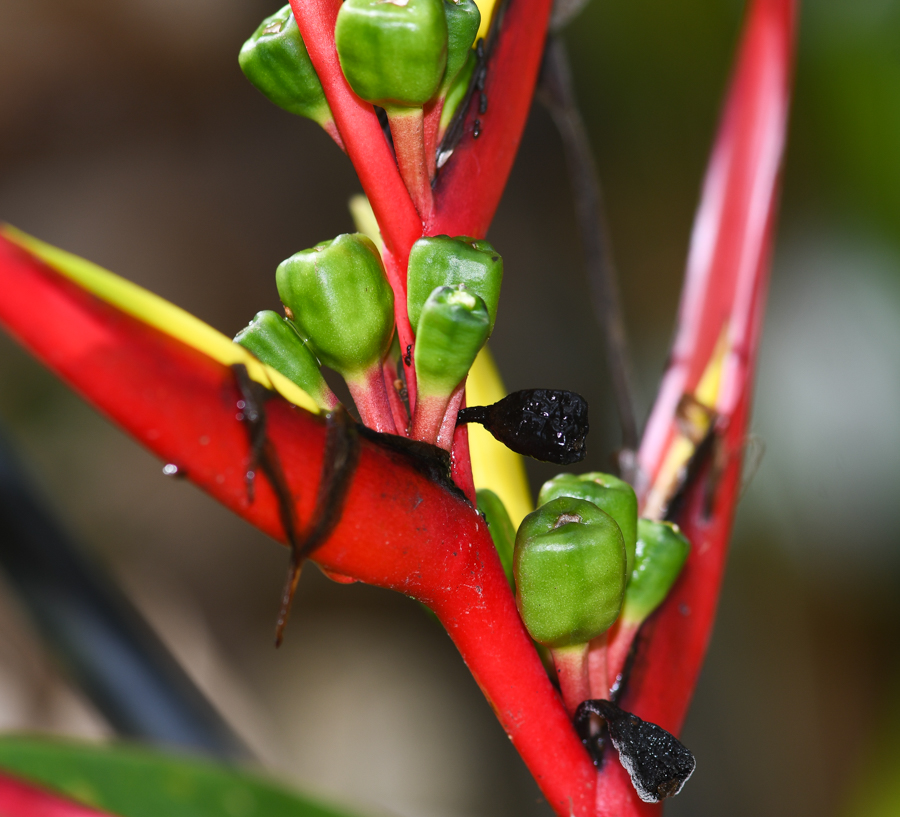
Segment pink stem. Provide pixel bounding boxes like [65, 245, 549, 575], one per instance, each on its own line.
[347, 366, 397, 434]
[382, 354, 409, 435]
[450, 419, 477, 504]
[602, 620, 638, 697]
[388, 108, 434, 220]
[552, 644, 591, 716]
[410, 393, 450, 446]
[381, 248, 418, 412]
[435, 380, 466, 451]
[587, 629, 611, 699]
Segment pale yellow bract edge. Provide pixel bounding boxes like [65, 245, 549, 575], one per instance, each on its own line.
[2, 225, 321, 416]
[472, 0, 498, 43]
[467, 345, 534, 527]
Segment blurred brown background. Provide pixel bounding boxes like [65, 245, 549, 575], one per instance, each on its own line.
[2, 0, 900, 815]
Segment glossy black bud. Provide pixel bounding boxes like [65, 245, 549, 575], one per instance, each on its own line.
[457, 389, 588, 464]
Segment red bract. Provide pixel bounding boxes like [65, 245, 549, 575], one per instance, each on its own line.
[0, 0, 797, 813]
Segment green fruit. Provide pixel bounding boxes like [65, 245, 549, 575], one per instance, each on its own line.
[275, 234, 394, 383]
[335, 0, 448, 108]
[476, 489, 516, 588]
[407, 236, 503, 335]
[622, 519, 691, 625]
[442, 0, 481, 92]
[414, 285, 490, 399]
[234, 310, 336, 410]
[239, 5, 330, 123]
[514, 497, 627, 648]
[538, 472, 638, 576]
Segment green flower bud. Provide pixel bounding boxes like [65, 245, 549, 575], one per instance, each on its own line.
[439, 49, 476, 134]
[234, 310, 337, 410]
[476, 489, 515, 588]
[407, 236, 503, 336]
[414, 285, 490, 399]
[275, 234, 394, 384]
[335, 0, 448, 108]
[442, 0, 480, 93]
[514, 497, 627, 649]
[621, 520, 690, 625]
[538, 472, 638, 577]
[239, 6, 330, 124]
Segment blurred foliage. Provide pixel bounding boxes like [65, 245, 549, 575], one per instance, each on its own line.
[0, 737, 359, 817]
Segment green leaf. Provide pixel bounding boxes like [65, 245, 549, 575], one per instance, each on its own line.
[0, 737, 363, 817]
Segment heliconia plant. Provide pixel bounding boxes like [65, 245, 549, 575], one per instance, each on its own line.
[0, 0, 797, 814]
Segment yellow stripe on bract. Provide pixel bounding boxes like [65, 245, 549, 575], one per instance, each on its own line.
[641, 324, 731, 520]
[3, 225, 321, 415]
[466, 345, 533, 527]
[473, 0, 498, 42]
[695, 326, 728, 409]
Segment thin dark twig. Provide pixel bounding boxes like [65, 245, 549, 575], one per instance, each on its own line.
[538, 35, 640, 475]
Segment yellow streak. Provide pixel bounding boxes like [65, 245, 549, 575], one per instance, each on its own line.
[466, 345, 533, 526]
[3, 225, 321, 415]
[642, 325, 730, 520]
[473, 0, 498, 42]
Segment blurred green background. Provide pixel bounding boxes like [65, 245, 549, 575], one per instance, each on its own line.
[1, 0, 899, 815]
